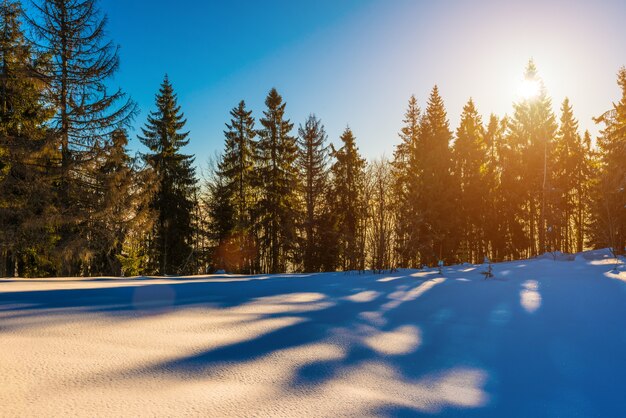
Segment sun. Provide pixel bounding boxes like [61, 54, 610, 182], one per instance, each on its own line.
[517, 78, 540, 100]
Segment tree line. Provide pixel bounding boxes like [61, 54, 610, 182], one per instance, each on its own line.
[0, 0, 624, 277]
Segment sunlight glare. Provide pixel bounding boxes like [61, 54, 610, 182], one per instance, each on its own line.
[517, 78, 540, 100]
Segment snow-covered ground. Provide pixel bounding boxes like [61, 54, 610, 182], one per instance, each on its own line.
[1, 250, 626, 417]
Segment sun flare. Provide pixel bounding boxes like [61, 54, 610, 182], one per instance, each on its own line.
[517, 78, 540, 100]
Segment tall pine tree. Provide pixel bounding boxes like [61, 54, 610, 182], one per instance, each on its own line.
[416, 86, 457, 264]
[254, 88, 298, 273]
[452, 98, 487, 263]
[210, 100, 256, 273]
[575, 130, 593, 253]
[139, 76, 197, 275]
[0, 0, 56, 277]
[507, 60, 557, 256]
[392, 95, 421, 267]
[87, 130, 155, 276]
[331, 127, 366, 271]
[27, 0, 136, 274]
[482, 114, 510, 260]
[591, 67, 626, 253]
[553, 98, 588, 253]
[297, 114, 329, 272]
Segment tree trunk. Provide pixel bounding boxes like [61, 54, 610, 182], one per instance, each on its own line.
[0, 249, 6, 278]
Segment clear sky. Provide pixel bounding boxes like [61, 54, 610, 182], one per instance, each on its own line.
[98, 0, 626, 164]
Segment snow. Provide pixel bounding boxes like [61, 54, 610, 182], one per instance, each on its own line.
[1, 251, 626, 417]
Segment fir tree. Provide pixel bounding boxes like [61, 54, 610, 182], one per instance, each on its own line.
[207, 165, 236, 271]
[482, 114, 508, 260]
[210, 100, 257, 273]
[139, 76, 197, 275]
[27, 0, 135, 160]
[452, 98, 486, 263]
[575, 130, 593, 252]
[416, 86, 457, 264]
[0, 0, 49, 138]
[254, 88, 298, 273]
[0, 0, 56, 277]
[297, 114, 329, 272]
[553, 98, 585, 253]
[223, 101, 256, 233]
[331, 127, 367, 271]
[507, 60, 557, 255]
[87, 130, 155, 276]
[317, 184, 341, 272]
[591, 67, 626, 253]
[392, 95, 421, 267]
[498, 114, 529, 260]
[27, 0, 136, 274]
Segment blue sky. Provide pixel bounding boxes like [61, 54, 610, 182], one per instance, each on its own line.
[97, 0, 626, 166]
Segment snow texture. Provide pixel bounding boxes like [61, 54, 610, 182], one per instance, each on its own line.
[1, 250, 626, 417]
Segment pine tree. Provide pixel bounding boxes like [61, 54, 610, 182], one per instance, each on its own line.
[591, 67, 626, 253]
[139, 76, 197, 275]
[0, 0, 49, 138]
[27, 0, 135, 162]
[87, 130, 155, 276]
[254, 88, 298, 273]
[482, 114, 508, 260]
[507, 60, 557, 255]
[416, 86, 457, 264]
[0, 0, 56, 277]
[297, 114, 329, 272]
[27, 0, 136, 274]
[574, 130, 593, 252]
[210, 100, 256, 273]
[498, 114, 531, 260]
[553, 98, 584, 253]
[207, 165, 236, 271]
[331, 127, 367, 271]
[317, 184, 341, 272]
[452, 98, 486, 263]
[392, 95, 421, 267]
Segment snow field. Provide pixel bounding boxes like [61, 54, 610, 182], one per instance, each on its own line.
[1, 249, 625, 417]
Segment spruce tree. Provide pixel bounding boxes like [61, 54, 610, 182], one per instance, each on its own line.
[207, 165, 236, 271]
[317, 184, 341, 272]
[416, 86, 457, 264]
[223, 101, 256, 232]
[453, 98, 487, 263]
[331, 127, 367, 271]
[591, 67, 626, 253]
[482, 114, 508, 260]
[254, 88, 298, 273]
[27, 0, 135, 161]
[507, 60, 557, 255]
[553, 98, 583, 253]
[0, 0, 56, 277]
[139, 76, 197, 275]
[0, 0, 49, 138]
[27, 0, 136, 274]
[392, 95, 421, 267]
[297, 114, 329, 272]
[210, 100, 257, 273]
[575, 130, 593, 252]
[87, 130, 155, 276]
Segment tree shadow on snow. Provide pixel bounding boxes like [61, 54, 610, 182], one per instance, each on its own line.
[3, 262, 626, 416]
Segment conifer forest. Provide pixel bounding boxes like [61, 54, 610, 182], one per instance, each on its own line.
[0, 0, 624, 278]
